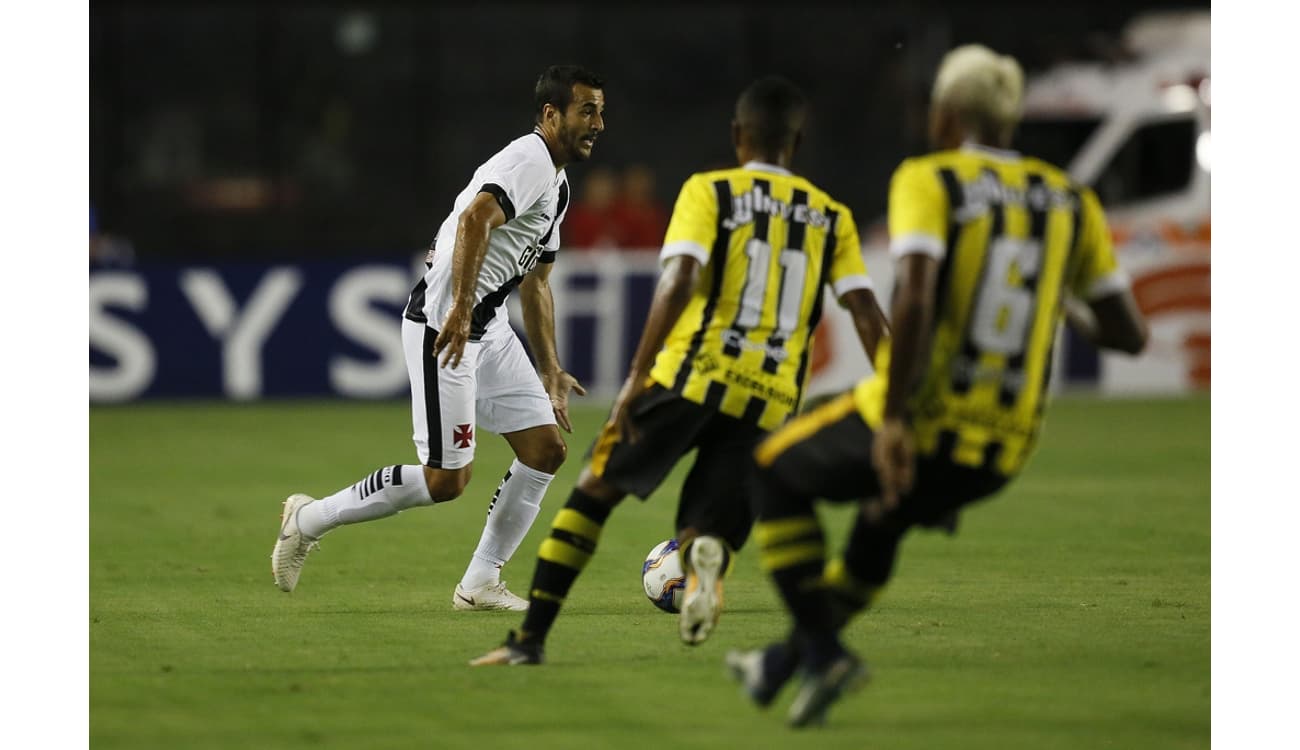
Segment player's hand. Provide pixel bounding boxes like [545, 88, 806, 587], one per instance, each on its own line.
[868, 416, 914, 520]
[606, 374, 649, 445]
[542, 369, 587, 433]
[434, 307, 472, 369]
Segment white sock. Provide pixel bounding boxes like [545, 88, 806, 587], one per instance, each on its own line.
[459, 459, 554, 590]
[297, 465, 432, 538]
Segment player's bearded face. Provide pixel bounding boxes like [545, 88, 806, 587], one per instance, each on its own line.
[561, 85, 604, 162]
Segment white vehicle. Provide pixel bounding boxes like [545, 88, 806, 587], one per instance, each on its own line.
[809, 11, 1210, 398]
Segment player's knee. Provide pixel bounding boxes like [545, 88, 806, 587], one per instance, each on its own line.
[541, 436, 567, 473]
[521, 434, 567, 474]
[423, 465, 472, 503]
[576, 467, 623, 505]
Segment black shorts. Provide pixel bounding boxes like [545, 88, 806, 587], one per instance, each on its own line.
[587, 384, 767, 551]
[755, 393, 1009, 528]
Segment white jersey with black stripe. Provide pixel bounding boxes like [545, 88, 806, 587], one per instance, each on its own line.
[406, 130, 569, 340]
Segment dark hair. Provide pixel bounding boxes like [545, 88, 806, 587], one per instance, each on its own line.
[534, 65, 605, 123]
[735, 75, 808, 153]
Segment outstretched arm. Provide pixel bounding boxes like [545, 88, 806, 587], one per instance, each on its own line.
[1065, 292, 1148, 355]
[608, 255, 701, 442]
[1065, 187, 1148, 357]
[519, 261, 586, 432]
[872, 253, 939, 514]
[838, 287, 891, 369]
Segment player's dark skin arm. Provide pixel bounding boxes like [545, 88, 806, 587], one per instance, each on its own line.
[839, 287, 891, 368]
[434, 192, 506, 369]
[1065, 293, 1149, 355]
[520, 262, 587, 432]
[872, 253, 940, 513]
[608, 255, 702, 443]
[881, 254, 938, 421]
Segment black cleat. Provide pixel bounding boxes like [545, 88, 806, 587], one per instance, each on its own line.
[786, 651, 870, 728]
[725, 642, 799, 708]
[469, 631, 544, 666]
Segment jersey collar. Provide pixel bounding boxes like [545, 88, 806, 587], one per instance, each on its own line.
[531, 127, 562, 171]
[960, 141, 1021, 161]
[742, 160, 793, 176]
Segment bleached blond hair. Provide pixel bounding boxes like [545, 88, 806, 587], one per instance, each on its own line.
[931, 45, 1024, 134]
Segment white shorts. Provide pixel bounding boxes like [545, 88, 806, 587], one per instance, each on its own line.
[403, 318, 556, 470]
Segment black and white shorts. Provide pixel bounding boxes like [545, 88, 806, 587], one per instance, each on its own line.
[402, 319, 556, 470]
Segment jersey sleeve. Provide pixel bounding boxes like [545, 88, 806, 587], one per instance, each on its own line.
[887, 158, 949, 260]
[826, 208, 873, 298]
[1070, 188, 1130, 299]
[477, 147, 554, 223]
[659, 174, 718, 266]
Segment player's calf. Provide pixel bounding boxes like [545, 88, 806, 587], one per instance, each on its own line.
[823, 558, 885, 631]
[423, 465, 472, 503]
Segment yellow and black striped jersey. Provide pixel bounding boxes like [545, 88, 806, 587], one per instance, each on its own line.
[649, 162, 874, 431]
[854, 145, 1128, 476]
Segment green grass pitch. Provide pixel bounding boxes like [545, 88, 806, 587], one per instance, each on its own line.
[90, 396, 1208, 749]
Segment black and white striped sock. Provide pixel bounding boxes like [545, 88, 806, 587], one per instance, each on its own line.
[297, 465, 432, 538]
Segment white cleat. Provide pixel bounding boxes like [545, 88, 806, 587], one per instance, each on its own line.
[271, 493, 320, 593]
[453, 582, 529, 611]
[680, 535, 726, 645]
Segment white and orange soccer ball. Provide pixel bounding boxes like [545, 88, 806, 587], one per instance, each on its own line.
[641, 539, 686, 613]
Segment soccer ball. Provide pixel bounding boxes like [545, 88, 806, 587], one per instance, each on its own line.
[642, 539, 686, 613]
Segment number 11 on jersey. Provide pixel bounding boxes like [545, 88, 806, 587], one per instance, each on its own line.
[730, 238, 808, 346]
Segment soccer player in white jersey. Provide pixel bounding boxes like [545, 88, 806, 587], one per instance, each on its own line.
[271, 65, 606, 611]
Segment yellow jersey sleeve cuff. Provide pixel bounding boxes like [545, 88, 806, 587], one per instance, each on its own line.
[831, 275, 874, 298]
[660, 240, 710, 266]
[889, 232, 945, 260]
[1085, 270, 1132, 300]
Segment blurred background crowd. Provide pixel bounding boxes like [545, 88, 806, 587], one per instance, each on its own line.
[90, 1, 1204, 264]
